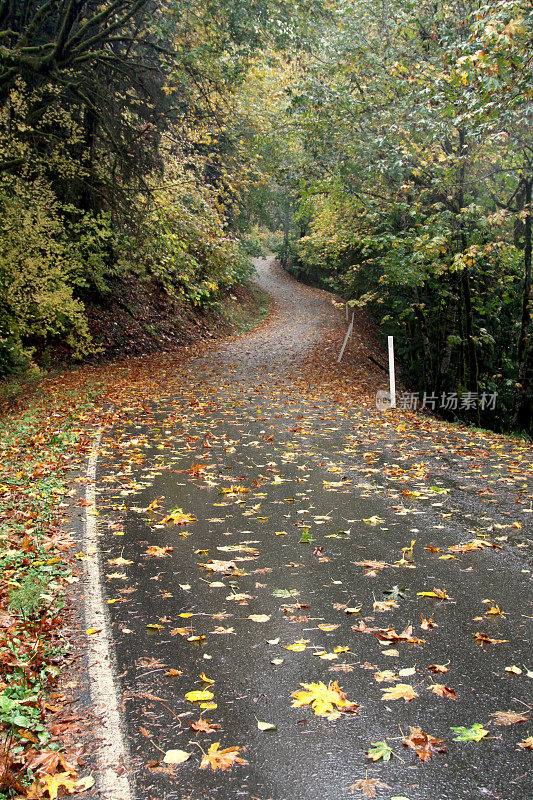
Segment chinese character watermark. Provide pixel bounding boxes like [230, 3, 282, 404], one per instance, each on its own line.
[376, 390, 497, 412]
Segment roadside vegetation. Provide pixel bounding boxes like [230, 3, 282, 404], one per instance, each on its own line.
[0, 2, 531, 794]
[0, 0, 316, 379]
[257, 1, 532, 435]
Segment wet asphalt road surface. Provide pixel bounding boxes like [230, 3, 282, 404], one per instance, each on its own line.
[95, 258, 532, 800]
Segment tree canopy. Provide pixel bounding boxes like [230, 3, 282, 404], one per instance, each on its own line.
[1, 0, 531, 434]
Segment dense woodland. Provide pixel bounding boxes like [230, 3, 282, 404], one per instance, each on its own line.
[0, 0, 531, 434]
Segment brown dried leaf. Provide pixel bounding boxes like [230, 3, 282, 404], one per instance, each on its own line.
[427, 683, 457, 700]
[350, 777, 391, 797]
[374, 624, 426, 645]
[491, 710, 530, 726]
[373, 670, 397, 683]
[402, 726, 446, 761]
[146, 545, 173, 557]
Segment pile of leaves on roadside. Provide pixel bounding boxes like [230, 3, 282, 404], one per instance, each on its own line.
[0, 386, 101, 798]
[0, 341, 221, 798]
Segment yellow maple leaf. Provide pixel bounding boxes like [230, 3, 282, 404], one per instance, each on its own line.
[381, 683, 418, 702]
[291, 681, 358, 719]
[42, 772, 77, 800]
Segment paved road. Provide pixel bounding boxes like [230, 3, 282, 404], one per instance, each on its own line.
[95, 258, 532, 800]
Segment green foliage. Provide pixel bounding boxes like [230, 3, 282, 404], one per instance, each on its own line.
[266, 0, 533, 434]
[0, 177, 102, 371]
[132, 153, 253, 306]
[8, 574, 48, 619]
[0, 1, 323, 377]
[451, 723, 489, 742]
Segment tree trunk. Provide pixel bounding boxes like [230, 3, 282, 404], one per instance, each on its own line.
[512, 176, 532, 429]
[413, 288, 431, 389]
[461, 271, 477, 393]
[436, 292, 457, 397]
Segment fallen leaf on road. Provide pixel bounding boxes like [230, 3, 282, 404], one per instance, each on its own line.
[373, 670, 397, 683]
[428, 663, 449, 673]
[188, 718, 221, 733]
[200, 559, 237, 572]
[490, 710, 530, 726]
[350, 776, 391, 797]
[200, 742, 247, 771]
[291, 680, 358, 719]
[375, 625, 425, 645]
[417, 588, 450, 599]
[402, 726, 446, 760]
[163, 749, 191, 764]
[366, 741, 393, 762]
[185, 690, 214, 703]
[146, 545, 173, 557]
[427, 684, 457, 700]
[517, 736, 533, 750]
[451, 723, 489, 742]
[161, 507, 196, 524]
[257, 720, 277, 731]
[474, 632, 509, 644]
[381, 683, 418, 702]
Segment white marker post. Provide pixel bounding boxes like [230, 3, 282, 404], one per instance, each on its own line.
[388, 335, 396, 408]
[337, 314, 354, 363]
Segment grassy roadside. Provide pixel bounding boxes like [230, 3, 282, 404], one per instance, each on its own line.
[0, 285, 270, 799]
[0, 389, 101, 798]
[219, 284, 271, 333]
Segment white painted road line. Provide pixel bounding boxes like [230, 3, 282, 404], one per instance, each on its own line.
[84, 426, 133, 800]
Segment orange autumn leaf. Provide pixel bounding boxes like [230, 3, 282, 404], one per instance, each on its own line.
[427, 683, 457, 700]
[146, 545, 173, 557]
[188, 718, 221, 734]
[474, 632, 509, 644]
[428, 663, 449, 673]
[200, 742, 247, 771]
[517, 736, 533, 750]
